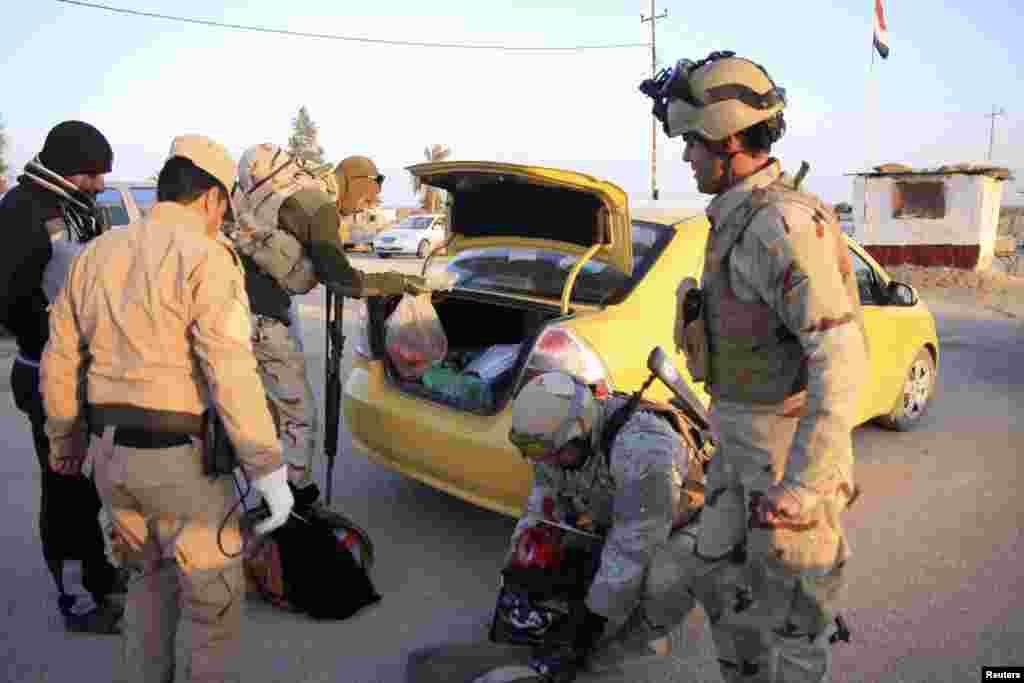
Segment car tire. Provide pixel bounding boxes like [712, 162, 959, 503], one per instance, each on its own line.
[417, 240, 429, 258]
[877, 347, 936, 431]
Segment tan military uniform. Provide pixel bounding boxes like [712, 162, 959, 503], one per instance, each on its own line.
[41, 201, 282, 682]
[691, 160, 867, 682]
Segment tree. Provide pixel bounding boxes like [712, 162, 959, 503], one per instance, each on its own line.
[0, 115, 10, 188]
[411, 144, 451, 213]
[287, 106, 326, 166]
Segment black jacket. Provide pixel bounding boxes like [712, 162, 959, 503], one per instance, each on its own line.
[0, 182, 61, 360]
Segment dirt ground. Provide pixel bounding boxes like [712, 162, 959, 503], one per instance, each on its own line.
[999, 205, 1024, 239]
[886, 263, 1024, 319]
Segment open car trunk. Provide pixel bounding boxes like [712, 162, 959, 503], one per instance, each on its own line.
[366, 292, 567, 414]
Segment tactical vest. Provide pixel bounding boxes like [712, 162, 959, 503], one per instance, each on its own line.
[600, 394, 712, 527]
[230, 185, 319, 295]
[702, 174, 864, 405]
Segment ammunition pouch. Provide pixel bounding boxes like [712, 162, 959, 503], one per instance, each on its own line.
[675, 278, 707, 382]
[202, 410, 240, 477]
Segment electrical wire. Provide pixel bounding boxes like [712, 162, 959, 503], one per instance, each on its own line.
[55, 0, 651, 52]
[218, 468, 252, 559]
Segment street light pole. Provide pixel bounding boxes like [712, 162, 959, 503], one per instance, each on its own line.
[986, 106, 1005, 161]
[641, 1, 667, 200]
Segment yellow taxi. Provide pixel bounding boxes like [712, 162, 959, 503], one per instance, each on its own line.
[343, 161, 939, 517]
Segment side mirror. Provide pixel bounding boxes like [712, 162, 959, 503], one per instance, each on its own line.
[646, 347, 710, 432]
[886, 280, 918, 306]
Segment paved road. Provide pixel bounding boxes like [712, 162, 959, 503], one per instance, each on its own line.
[1, 255, 1021, 682]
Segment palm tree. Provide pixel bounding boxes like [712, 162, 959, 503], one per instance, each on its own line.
[411, 144, 451, 213]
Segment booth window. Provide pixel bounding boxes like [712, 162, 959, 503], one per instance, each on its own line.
[891, 181, 946, 219]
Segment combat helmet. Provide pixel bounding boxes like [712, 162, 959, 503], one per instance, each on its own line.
[509, 372, 600, 460]
[640, 51, 787, 143]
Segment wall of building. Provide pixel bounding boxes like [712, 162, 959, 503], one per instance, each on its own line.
[851, 174, 1006, 270]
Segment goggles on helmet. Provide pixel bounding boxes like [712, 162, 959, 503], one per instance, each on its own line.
[638, 50, 787, 138]
[508, 376, 590, 460]
[508, 430, 558, 461]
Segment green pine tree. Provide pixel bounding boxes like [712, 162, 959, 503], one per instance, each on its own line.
[0, 115, 10, 181]
[287, 106, 326, 165]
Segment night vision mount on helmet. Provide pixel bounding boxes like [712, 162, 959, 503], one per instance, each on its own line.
[638, 50, 787, 144]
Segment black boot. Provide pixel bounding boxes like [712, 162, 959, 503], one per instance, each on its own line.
[59, 594, 123, 635]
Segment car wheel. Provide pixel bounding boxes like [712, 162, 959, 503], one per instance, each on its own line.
[417, 240, 429, 258]
[877, 347, 936, 431]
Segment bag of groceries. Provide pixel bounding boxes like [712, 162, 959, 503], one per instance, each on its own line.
[384, 293, 448, 380]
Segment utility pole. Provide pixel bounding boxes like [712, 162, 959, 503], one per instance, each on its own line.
[642, 1, 667, 200]
[986, 106, 1005, 161]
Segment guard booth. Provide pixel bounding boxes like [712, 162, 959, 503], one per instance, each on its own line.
[848, 163, 1013, 270]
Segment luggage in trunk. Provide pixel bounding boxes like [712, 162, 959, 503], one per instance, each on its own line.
[368, 293, 565, 414]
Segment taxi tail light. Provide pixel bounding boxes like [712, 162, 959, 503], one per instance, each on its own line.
[523, 326, 613, 398]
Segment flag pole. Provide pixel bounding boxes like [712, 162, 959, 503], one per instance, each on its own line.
[863, 6, 878, 240]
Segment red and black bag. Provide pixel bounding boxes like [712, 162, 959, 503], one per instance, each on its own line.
[245, 506, 380, 620]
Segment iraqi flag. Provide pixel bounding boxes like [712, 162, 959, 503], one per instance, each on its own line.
[873, 0, 890, 59]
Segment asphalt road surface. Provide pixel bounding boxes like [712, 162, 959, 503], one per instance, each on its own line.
[1, 254, 1021, 682]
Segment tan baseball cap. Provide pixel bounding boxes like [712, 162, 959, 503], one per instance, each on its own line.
[168, 135, 238, 217]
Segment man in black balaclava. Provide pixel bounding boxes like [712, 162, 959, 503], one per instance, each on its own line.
[0, 120, 124, 634]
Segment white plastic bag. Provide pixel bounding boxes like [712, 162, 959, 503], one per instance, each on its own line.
[385, 294, 448, 380]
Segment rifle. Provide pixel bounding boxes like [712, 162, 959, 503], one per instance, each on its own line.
[323, 286, 345, 505]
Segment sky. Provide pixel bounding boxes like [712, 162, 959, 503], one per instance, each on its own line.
[2, 0, 1022, 206]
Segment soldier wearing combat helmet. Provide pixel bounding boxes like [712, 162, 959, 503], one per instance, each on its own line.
[640, 51, 867, 682]
[408, 370, 709, 682]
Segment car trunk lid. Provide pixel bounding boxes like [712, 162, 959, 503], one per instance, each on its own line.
[407, 161, 633, 284]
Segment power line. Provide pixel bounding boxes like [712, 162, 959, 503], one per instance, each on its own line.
[56, 0, 650, 52]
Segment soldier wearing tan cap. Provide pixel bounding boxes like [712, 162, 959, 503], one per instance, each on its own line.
[41, 134, 291, 682]
[230, 146, 429, 502]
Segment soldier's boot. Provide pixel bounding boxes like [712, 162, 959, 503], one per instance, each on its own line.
[60, 594, 124, 635]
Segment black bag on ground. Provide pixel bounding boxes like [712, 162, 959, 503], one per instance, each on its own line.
[246, 503, 381, 621]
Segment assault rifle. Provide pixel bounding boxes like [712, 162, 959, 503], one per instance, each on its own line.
[323, 286, 344, 505]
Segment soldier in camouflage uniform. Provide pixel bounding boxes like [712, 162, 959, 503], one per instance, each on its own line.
[231, 145, 427, 498]
[408, 371, 709, 683]
[645, 52, 868, 682]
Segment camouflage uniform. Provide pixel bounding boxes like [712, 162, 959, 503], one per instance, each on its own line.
[232, 146, 410, 489]
[510, 395, 704, 666]
[408, 395, 706, 683]
[692, 160, 868, 682]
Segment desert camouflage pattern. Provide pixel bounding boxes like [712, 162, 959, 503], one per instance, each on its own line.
[235, 144, 326, 261]
[687, 160, 867, 682]
[224, 214, 319, 295]
[511, 396, 699, 638]
[250, 315, 318, 488]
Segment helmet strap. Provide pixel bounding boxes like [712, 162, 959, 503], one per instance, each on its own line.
[551, 378, 588, 450]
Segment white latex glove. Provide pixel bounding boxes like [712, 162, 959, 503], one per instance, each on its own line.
[251, 466, 295, 535]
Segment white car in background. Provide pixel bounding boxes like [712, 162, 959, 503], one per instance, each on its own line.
[372, 213, 448, 258]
